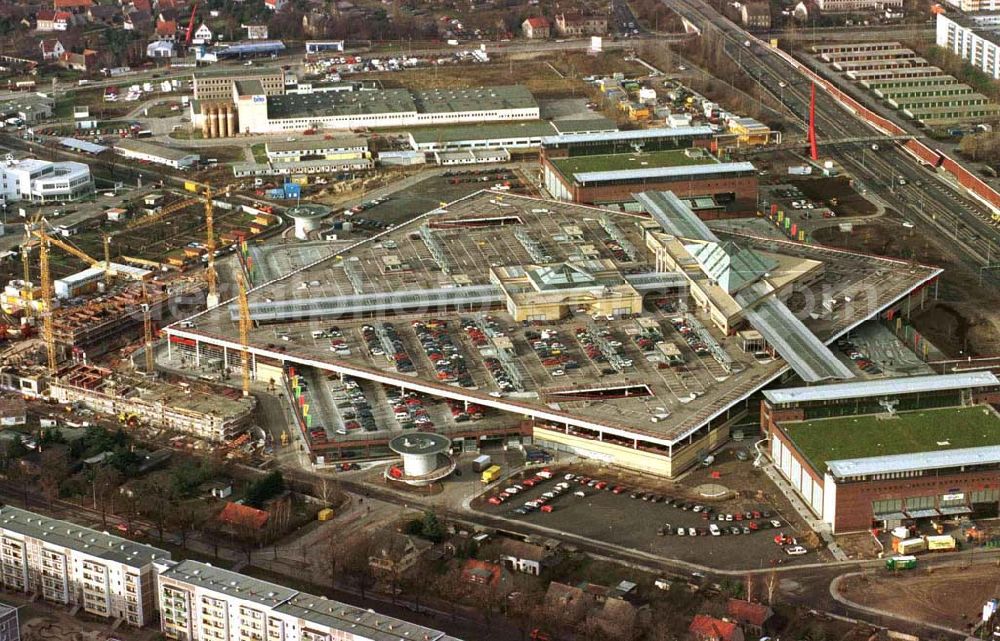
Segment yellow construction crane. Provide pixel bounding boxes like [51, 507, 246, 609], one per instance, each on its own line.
[37, 234, 56, 373]
[141, 281, 154, 375]
[103, 233, 113, 284]
[237, 273, 251, 396]
[125, 197, 199, 231]
[204, 186, 218, 306]
[20, 211, 43, 284]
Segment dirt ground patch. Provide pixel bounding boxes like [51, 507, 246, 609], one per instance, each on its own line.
[812, 223, 1000, 357]
[788, 176, 877, 217]
[368, 51, 646, 98]
[835, 532, 882, 560]
[838, 564, 1000, 633]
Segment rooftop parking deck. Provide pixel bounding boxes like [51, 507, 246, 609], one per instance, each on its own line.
[171, 192, 941, 447]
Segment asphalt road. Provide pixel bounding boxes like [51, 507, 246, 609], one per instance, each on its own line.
[670, 0, 1000, 288]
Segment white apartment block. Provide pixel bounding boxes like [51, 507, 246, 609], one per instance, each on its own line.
[816, 0, 902, 11]
[937, 12, 1000, 79]
[0, 602, 18, 641]
[158, 560, 461, 641]
[942, 0, 1000, 11]
[0, 506, 170, 627]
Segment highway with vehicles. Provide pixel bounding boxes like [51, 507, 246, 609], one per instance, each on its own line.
[666, 0, 1000, 283]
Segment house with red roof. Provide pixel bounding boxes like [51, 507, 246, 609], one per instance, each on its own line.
[36, 10, 58, 31]
[39, 38, 66, 60]
[521, 16, 550, 39]
[155, 18, 177, 40]
[726, 599, 774, 637]
[217, 501, 269, 531]
[54, 0, 93, 13]
[61, 49, 97, 72]
[689, 614, 745, 641]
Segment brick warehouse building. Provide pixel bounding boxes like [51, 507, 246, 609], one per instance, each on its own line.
[540, 128, 757, 214]
[761, 372, 1000, 533]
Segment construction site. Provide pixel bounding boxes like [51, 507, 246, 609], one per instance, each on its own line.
[0, 179, 267, 453]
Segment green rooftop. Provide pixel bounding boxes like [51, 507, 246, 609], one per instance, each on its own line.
[551, 148, 718, 180]
[783, 406, 1000, 474]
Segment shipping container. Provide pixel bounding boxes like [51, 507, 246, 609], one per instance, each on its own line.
[184, 181, 199, 193]
[926, 534, 956, 551]
[317, 508, 335, 521]
[481, 464, 501, 484]
[897, 537, 927, 555]
[885, 555, 917, 570]
[472, 454, 492, 472]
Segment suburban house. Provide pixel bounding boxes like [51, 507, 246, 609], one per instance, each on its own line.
[588, 597, 648, 640]
[554, 12, 608, 36]
[39, 39, 66, 60]
[243, 23, 268, 39]
[124, 10, 151, 30]
[522, 16, 550, 39]
[155, 18, 176, 40]
[689, 614, 746, 641]
[54, 0, 93, 13]
[217, 501, 269, 532]
[544, 582, 593, 622]
[461, 559, 502, 587]
[35, 10, 57, 31]
[61, 49, 97, 72]
[191, 22, 212, 43]
[497, 538, 551, 575]
[726, 599, 774, 637]
[368, 533, 430, 580]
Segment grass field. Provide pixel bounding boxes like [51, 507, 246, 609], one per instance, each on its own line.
[551, 148, 717, 179]
[783, 406, 1000, 473]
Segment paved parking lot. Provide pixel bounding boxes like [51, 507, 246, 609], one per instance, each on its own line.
[474, 454, 823, 569]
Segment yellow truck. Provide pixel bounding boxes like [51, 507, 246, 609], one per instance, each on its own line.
[481, 464, 501, 484]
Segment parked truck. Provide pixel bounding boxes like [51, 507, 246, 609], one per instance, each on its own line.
[481, 464, 501, 484]
[885, 555, 917, 570]
[897, 537, 927, 555]
[926, 534, 956, 551]
[472, 454, 492, 473]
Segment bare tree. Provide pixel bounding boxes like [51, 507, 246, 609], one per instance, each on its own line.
[92, 465, 121, 528]
[38, 448, 70, 509]
[766, 568, 779, 605]
[170, 502, 203, 549]
[340, 536, 377, 602]
[138, 480, 175, 543]
[313, 476, 345, 507]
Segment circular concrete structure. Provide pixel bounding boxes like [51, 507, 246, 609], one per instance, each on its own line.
[286, 203, 331, 240]
[385, 433, 455, 486]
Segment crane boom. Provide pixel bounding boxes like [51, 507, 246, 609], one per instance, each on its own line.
[205, 187, 217, 304]
[237, 274, 251, 396]
[125, 197, 199, 231]
[184, 1, 200, 46]
[141, 282, 155, 374]
[38, 236, 56, 373]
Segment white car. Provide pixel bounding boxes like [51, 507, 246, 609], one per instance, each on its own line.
[677, 527, 686, 536]
[770, 519, 782, 528]
[902, 221, 915, 228]
[564, 473, 576, 481]
[709, 524, 721, 536]
[573, 490, 586, 498]
[784, 545, 808, 556]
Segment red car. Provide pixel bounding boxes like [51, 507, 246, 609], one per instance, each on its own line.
[488, 497, 503, 505]
[612, 485, 627, 494]
[595, 481, 608, 490]
[540, 505, 554, 513]
[522, 479, 537, 488]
